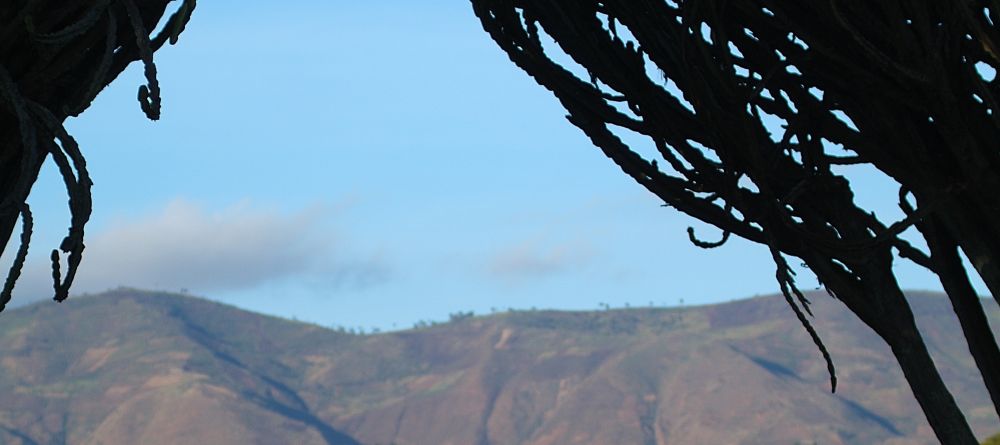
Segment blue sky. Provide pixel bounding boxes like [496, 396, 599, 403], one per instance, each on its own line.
[4, 1, 971, 330]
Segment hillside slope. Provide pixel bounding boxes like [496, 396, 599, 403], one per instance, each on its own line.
[0, 289, 995, 444]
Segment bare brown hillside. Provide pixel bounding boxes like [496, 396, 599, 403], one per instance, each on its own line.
[0, 289, 995, 444]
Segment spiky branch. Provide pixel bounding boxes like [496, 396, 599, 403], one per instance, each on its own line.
[471, 1, 1000, 443]
[0, 0, 195, 308]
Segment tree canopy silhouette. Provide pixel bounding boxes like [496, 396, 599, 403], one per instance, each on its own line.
[471, 1, 1000, 444]
[0, 0, 194, 308]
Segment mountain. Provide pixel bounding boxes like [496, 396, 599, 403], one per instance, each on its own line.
[0, 288, 995, 444]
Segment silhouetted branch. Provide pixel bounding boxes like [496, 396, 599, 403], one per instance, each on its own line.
[472, 1, 996, 442]
[0, 203, 30, 311]
[0, 0, 193, 305]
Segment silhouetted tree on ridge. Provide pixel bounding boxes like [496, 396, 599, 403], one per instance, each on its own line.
[471, 2, 1000, 444]
[0, 0, 194, 309]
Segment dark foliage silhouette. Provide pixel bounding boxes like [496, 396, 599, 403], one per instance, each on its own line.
[471, 1, 1000, 444]
[0, 0, 195, 308]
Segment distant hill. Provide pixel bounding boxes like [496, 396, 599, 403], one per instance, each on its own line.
[0, 288, 995, 444]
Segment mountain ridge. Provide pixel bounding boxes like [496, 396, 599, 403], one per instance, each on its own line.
[0, 288, 995, 444]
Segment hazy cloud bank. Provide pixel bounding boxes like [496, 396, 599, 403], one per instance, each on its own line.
[5, 198, 389, 303]
[487, 237, 595, 284]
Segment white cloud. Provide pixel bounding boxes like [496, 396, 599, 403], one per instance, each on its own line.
[4, 198, 389, 303]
